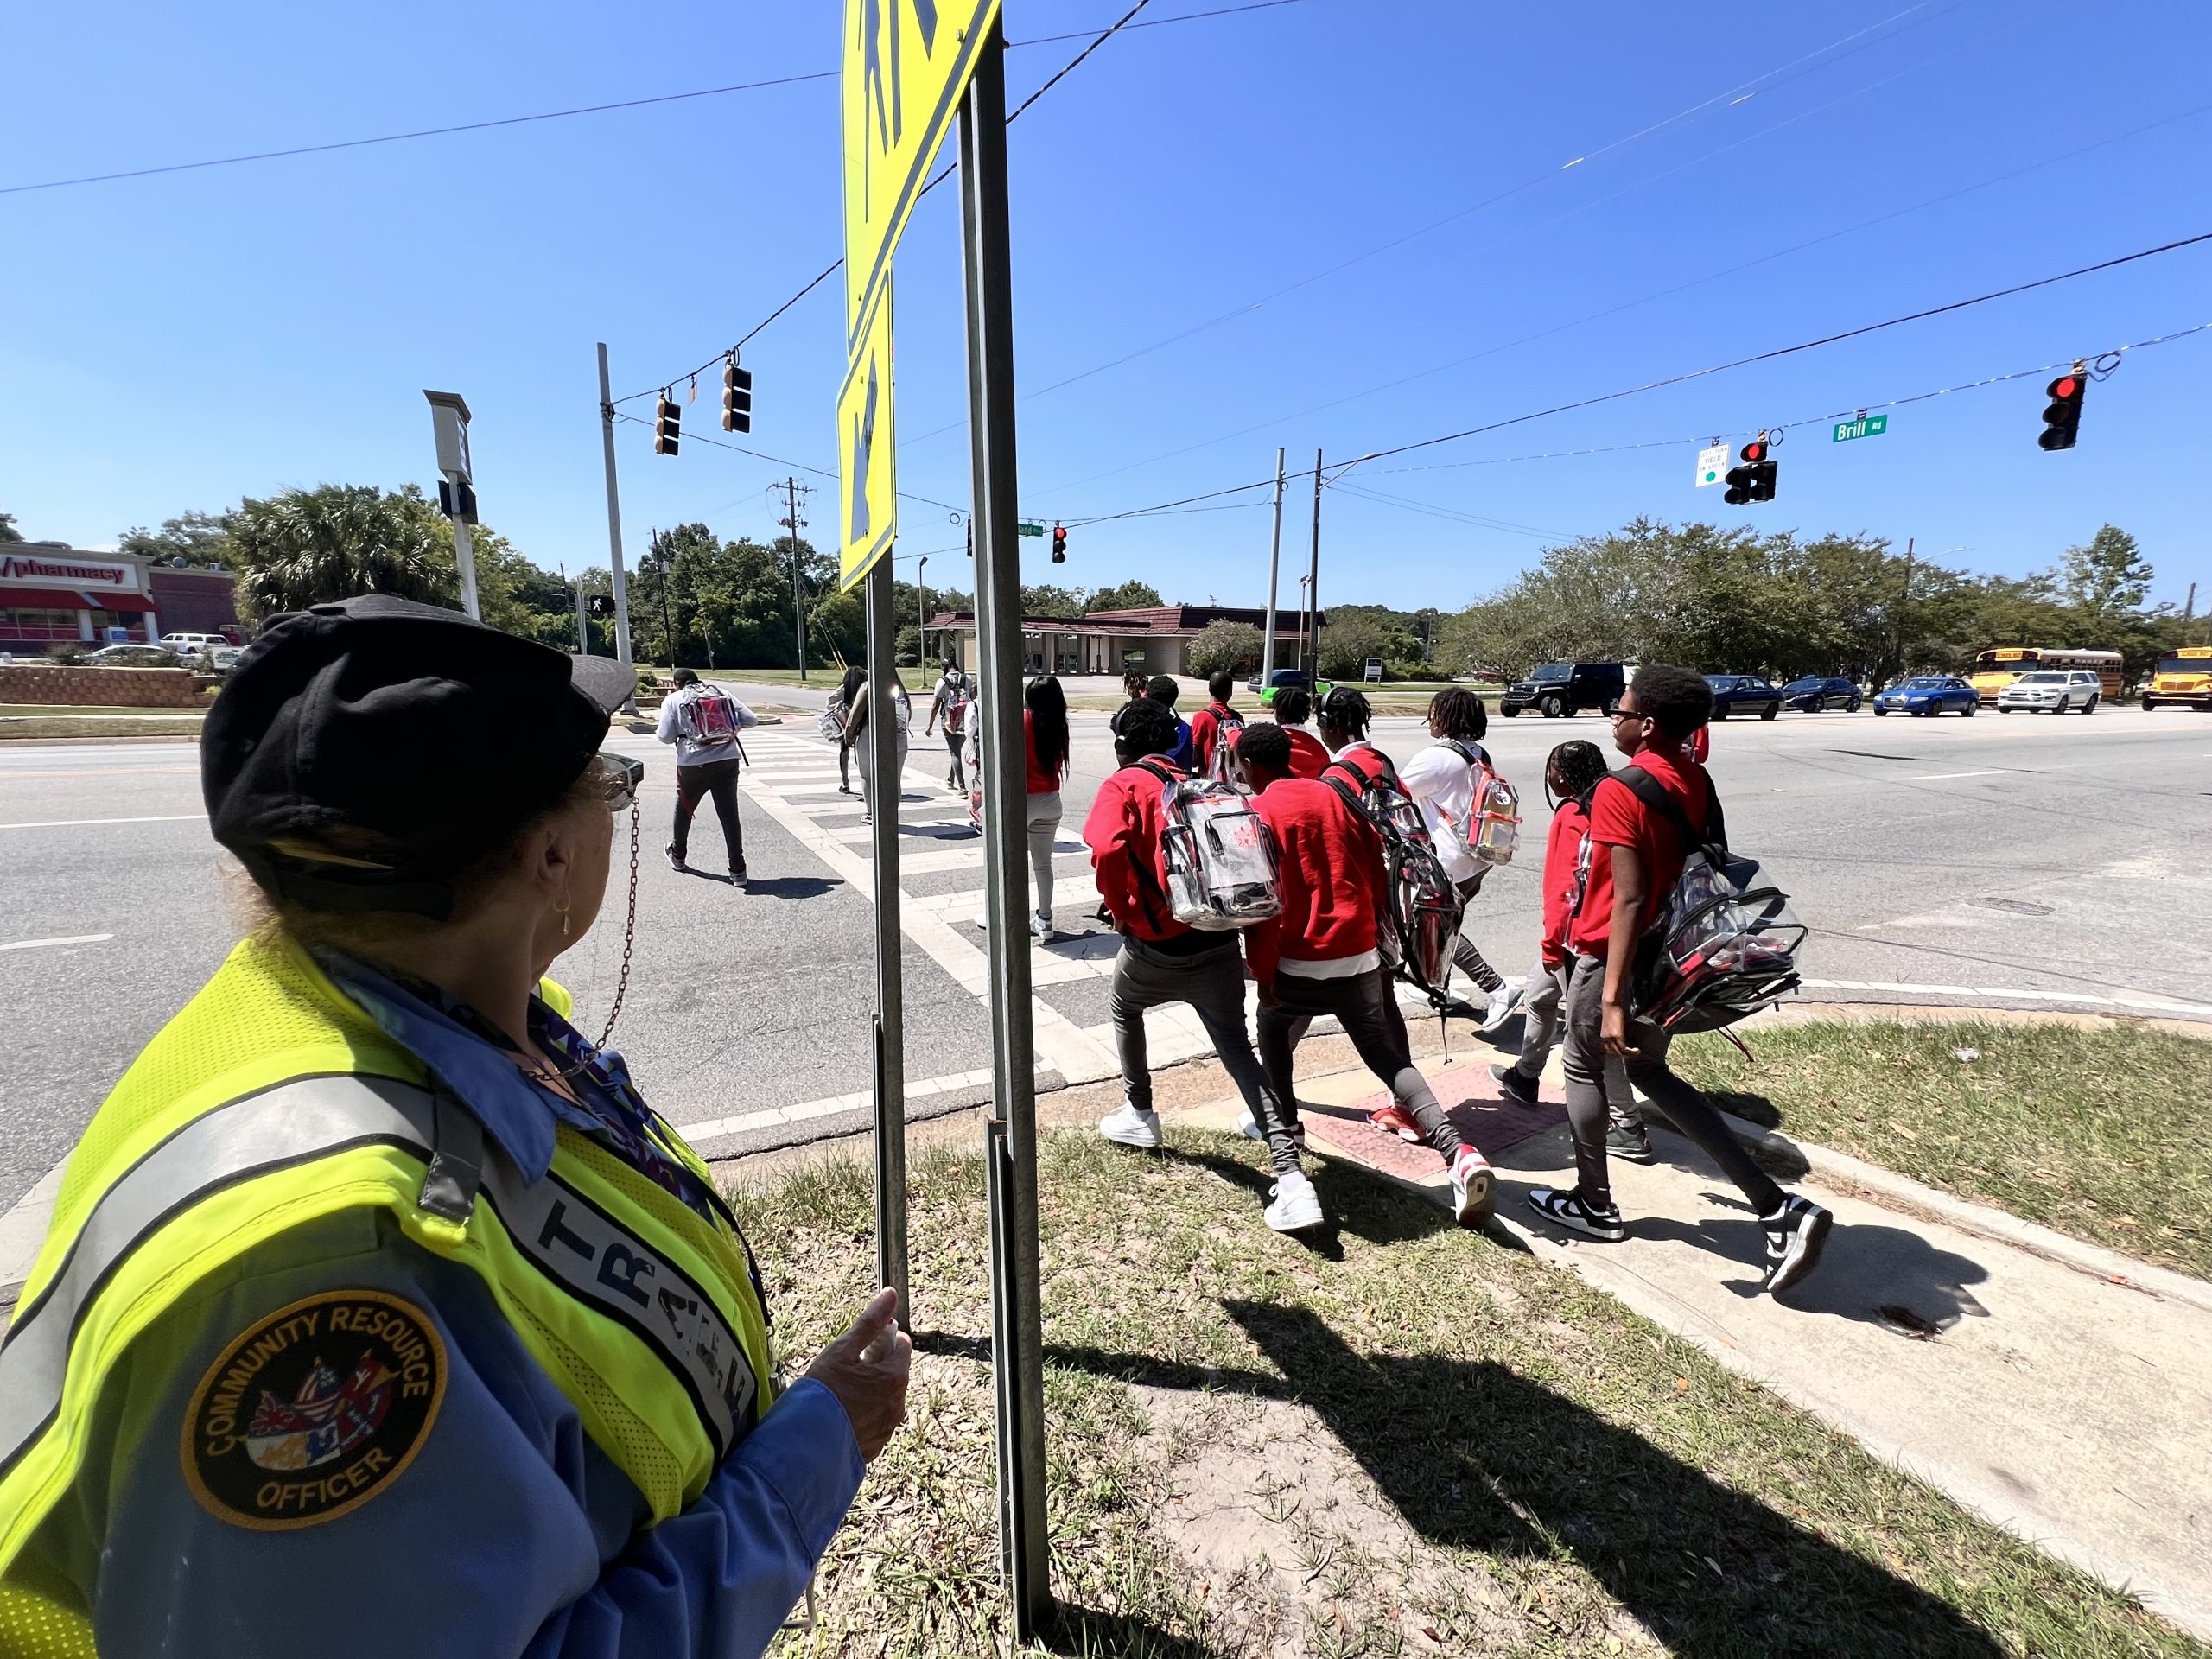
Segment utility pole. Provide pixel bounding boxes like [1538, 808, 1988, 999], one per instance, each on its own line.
[779, 477, 811, 683]
[918, 555, 931, 666]
[1890, 537, 1916, 683]
[1260, 446, 1286, 686]
[1306, 449, 1324, 681]
[575, 574, 590, 656]
[594, 345, 634, 683]
[959, 21, 1050, 1638]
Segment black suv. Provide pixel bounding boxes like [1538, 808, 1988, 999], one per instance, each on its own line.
[1781, 675, 1863, 712]
[1500, 661, 1626, 719]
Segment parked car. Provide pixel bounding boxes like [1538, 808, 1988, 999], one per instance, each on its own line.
[157, 632, 229, 658]
[1872, 675, 1977, 716]
[84, 645, 185, 668]
[1996, 669, 2100, 715]
[1704, 674, 1783, 721]
[1245, 667, 1313, 705]
[1500, 660, 1625, 719]
[1781, 675, 1863, 712]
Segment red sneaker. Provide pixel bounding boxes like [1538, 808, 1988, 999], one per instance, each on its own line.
[1366, 1102, 1423, 1143]
[1452, 1146, 1497, 1230]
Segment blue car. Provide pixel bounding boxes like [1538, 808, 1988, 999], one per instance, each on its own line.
[1873, 675, 1978, 717]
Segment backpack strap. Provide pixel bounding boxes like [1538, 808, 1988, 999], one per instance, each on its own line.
[1608, 764, 1726, 860]
[1439, 738, 1487, 772]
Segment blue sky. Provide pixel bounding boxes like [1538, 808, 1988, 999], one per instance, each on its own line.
[5, 0, 2209, 614]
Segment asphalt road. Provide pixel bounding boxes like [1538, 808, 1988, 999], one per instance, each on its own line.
[4, 695, 2209, 1222]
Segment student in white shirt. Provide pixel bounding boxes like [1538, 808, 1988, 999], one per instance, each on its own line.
[1397, 688, 1522, 1032]
[655, 668, 758, 885]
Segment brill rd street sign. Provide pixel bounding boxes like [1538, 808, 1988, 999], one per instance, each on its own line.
[1832, 413, 1890, 442]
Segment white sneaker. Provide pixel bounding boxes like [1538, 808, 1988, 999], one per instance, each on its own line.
[1264, 1169, 1325, 1234]
[1030, 914, 1055, 943]
[1451, 1145, 1497, 1229]
[972, 912, 990, 930]
[1478, 983, 1524, 1033]
[1098, 1100, 1162, 1149]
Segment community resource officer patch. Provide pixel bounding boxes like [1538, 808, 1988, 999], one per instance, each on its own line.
[182, 1288, 445, 1530]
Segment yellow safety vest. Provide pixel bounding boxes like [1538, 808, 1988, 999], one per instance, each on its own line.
[0, 931, 775, 1656]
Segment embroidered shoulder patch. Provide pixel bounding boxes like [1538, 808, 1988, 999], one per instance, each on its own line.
[181, 1288, 446, 1530]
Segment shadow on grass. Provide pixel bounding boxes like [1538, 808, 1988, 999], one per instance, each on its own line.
[1224, 1300, 2009, 1657]
[1151, 1143, 1464, 1255]
[1045, 1604, 1225, 1658]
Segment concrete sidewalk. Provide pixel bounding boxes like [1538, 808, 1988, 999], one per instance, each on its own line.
[1169, 1040, 2212, 1640]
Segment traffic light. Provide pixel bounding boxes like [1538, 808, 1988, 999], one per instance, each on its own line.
[722, 357, 753, 435]
[654, 393, 681, 456]
[1051, 523, 1067, 563]
[2039, 365, 2085, 451]
[1722, 438, 1776, 505]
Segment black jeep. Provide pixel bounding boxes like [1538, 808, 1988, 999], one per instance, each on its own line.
[1499, 661, 1627, 719]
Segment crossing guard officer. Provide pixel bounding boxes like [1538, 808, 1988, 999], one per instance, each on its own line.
[0, 597, 909, 1657]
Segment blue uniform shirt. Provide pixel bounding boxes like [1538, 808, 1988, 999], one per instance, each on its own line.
[23, 961, 864, 1659]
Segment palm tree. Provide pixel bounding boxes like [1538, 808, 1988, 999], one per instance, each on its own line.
[230, 485, 457, 620]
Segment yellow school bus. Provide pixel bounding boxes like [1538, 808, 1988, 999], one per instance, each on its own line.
[1967, 646, 2122, 704]
[2143, 647, 2212, 712]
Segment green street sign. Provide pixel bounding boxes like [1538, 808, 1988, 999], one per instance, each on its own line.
[1017, 520, 1045, 537]
[1832, 413, 1889, 442]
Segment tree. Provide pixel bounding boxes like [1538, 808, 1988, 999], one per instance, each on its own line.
[118, 510, 235, 569]
[1319, 620, 1393, 680]
[1084, 579, 1161, 613]
[894, 624, 922, 666]
[0, 511, 22, 543]
[1189, 620, 1263, 677]
[808, 589, 866, 667]
[2056, 524, 2152, 625]
[229, 484, 454, 620]
[1020, 583, 1085, 619]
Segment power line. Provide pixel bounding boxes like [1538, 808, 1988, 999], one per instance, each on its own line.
[612, 412, 970, 517]
[0, 2, 1298, 199]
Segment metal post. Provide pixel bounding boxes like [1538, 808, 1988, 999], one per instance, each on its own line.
[863, 558, 909, 1327]
[454, 518, 480, 621]
[1890, 536, 1916, 682]
[595, 345, 634, 677]
[1260, 446, 1285, 685]
[918, 556, 930, 667]
[576, 576, 589, 655]
[958, 22, 1050, 1637]
[1306, 449, 1323, 681]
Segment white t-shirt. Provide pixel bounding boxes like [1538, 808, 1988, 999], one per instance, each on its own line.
[1399, 739, 1490, 883]
[655, 682, 757, 766]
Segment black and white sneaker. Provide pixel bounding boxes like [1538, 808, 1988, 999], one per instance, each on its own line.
[1488, 1062, 1541, 1106]
[664, 843, 686, 873]
[1605, 1123, 1656, 1164]
[1761, 1195, 1833, 1294]
[729, 867, 748, 889]
[1524, 1186, 1626, 1242]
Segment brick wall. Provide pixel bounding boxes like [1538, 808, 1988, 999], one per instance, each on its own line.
[0, 664, 204, 708]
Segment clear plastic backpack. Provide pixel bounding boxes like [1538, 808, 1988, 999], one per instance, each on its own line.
[1135, 760, 1281, 931]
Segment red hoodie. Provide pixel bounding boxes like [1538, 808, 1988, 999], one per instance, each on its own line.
[1187, 701, 1237, 775]
[1084, 759, 1198, 945]
[1281, 726, 1330, 779]
[1540, 797, 1592, 968]
[1245, 776, 1387, 987]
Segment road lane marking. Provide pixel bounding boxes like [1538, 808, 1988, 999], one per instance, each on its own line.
[0, 934, 111, 952]
[1801, 978, 2212, 1019]
[1907, 769, 2012, 781]
[0, 814, 206, 830]
[673, 1065, 1001, 1144]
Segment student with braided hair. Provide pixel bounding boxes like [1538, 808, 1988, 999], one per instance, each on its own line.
[1398, 687, 1521, 1032]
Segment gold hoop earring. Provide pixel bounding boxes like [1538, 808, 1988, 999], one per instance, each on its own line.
[556, 892, 573, 937]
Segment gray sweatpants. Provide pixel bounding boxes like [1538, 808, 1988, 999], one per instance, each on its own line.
[1510, 954, 1638, 1130]
[1560, 954, 1783, 1216]
[1111, 936, 1298, 1175]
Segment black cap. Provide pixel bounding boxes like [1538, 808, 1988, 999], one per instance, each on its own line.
[204, 595, 635, 918]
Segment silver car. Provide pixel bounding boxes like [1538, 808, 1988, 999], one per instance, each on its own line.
[1996, 669, 2101, 714]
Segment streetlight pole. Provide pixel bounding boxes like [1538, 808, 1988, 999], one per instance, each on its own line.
[1306, 448, 1324, 683]
[918, 555, 930, 666]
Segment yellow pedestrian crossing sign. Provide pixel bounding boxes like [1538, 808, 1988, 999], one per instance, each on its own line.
[842, 0, 1001, 344]
[839, 277, 898, 590]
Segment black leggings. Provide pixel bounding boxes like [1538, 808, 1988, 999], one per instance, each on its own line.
[1258, 966, 1465, 1163]
[1452, 874, 1504, 993]
[673, 759, 745, 872]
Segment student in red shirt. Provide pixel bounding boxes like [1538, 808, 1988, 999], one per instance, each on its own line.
[1268, 685, 1331, 779]
[1488, 741, 1642, 1153]
[1236, 722, 1497, 1230]
[1524, 665, 1832, 1294]
[1186, 671, 1243, 777]
[1083, 700, 1319, 1235]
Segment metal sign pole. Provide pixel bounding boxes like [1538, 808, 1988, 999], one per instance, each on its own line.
[1306, 448, 1324, 681]
[864, 557, 910, 1327]
[595, 344, 635, 677]
[958, 22, 1051, 1639]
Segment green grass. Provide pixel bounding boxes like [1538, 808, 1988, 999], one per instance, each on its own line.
[745, 1128, 2200, 1657]
[1673, 1019, 2211, 1281]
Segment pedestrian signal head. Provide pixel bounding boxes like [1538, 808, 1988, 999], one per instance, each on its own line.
[2039, 368, 2085, 451]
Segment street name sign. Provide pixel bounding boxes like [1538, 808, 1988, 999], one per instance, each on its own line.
[1695, 442, 1729, 487]
[1018, 520, 1044, 537]
[842, 0, 1001, 346]
[1833, 413, 1889, 442]
[838, 278, 899, 589]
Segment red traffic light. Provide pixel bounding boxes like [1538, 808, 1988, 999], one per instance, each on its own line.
[2048, 374, 2080, 401]
[1738, 440, 1768, 464]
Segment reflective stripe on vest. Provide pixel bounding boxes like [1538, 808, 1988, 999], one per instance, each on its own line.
[0, 1073, 761, 1507]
